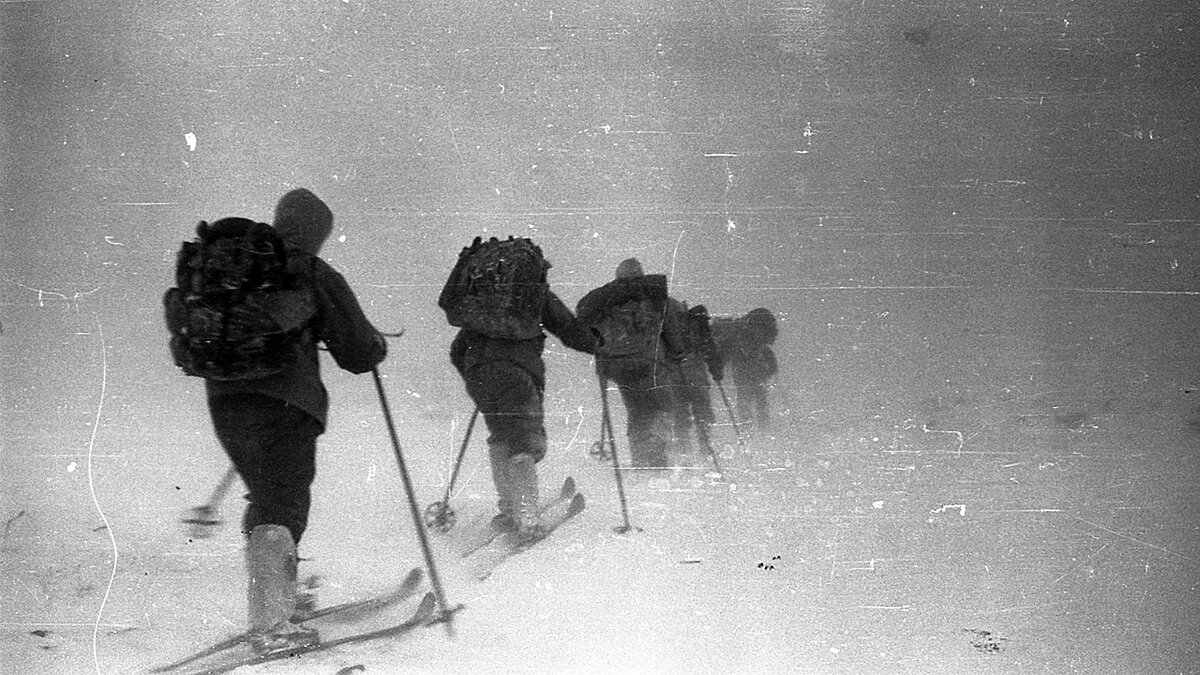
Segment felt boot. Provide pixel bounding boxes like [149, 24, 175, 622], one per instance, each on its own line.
[508, 453, 545, 538]
[245, 525, 318, 655]
[488, 442, 519, 533]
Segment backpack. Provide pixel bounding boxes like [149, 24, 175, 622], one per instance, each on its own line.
[438, 236, 550, 340]
[163, 218, 317, 381]
[576, 274, 669, 361]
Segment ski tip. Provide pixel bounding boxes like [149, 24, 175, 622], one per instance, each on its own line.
[561, 476, 576, 497]
[567, 492, 585, 515]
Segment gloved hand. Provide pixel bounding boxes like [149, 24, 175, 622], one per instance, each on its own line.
[374, 331, 389, 359]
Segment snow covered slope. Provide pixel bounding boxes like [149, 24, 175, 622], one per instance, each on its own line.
[3, 0, 1198, 673]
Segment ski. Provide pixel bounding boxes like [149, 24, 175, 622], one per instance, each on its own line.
[460, 476, 576, 557]
[151, 567, 423, 673]
[475, 492, 586, 581]
[176, 592, 439, 675]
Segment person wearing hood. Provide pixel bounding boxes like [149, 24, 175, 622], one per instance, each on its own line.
[576, 258, 686, 468]
[712, 307, 778, 431]
[203, 188, 388, 654]
[444, 238, 598, 539]
[669, 303, 725, 464]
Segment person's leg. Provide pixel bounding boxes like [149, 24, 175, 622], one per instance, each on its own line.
[669, 369, 696, 458]
[211, 396, 320, 544]
[607, 360, 672, 468]
[751, 382, 771, 430]
[640, 380, 674, 468]
[618, 383, 668, 467]
[210, 395, 321, 650]
[464, 361, 547, 533]
[732, 369, 753, 429]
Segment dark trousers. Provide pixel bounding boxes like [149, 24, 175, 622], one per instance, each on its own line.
[672, 359, 716, 428]
[461, 361, 547, 462]
[210, 394, 321, 544]
[603, 358, 673, 467]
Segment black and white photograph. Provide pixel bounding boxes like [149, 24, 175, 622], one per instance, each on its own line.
[2, 0, 1198, 673]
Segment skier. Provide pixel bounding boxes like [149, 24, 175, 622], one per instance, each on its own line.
[177, 188, 389, 654]
[712, 307, 779, 431]
[441, 237, 598, 539]
[670, 303, 725, 464]
[577, 258, 686, 468]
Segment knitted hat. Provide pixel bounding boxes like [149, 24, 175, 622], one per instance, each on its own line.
[614, 258, 644, 280]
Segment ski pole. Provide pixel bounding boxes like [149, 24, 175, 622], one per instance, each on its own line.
[202, 465, 237, 512]
[371, 367, 458, 636]
[180, 465, 237, 539]
[693, 418, 723, 476]
[589, 406, 610, 461]
[424, 408, 478, 533]
[716, 380, 745, 449]
[598, 370, 637, 534]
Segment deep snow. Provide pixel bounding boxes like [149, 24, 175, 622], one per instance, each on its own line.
[5, 271, 1199, 674]
[3, 0, 1199, 673]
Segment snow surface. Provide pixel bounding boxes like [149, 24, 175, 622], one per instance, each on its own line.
[3, 1, 1199, 674]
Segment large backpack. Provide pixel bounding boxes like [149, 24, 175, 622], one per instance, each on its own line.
[576, 274, 669, 361]
[163, 218, 317, 381]
[438, 236, 550, 340]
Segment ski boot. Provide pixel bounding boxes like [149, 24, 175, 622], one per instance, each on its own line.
[246, 524, 321, 655]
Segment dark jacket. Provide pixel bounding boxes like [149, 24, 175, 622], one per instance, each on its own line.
[450, 290, 596, 390]
[206, 189, 386, 429]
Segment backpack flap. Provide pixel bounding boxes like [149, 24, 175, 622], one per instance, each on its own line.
[439, 236, 549, 340]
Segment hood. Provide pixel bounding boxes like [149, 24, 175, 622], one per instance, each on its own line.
[272, 188, 333, 254]
[614, 257, 644, 280]
[744, 307, 778, 345]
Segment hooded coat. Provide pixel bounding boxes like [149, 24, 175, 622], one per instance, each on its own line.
[205, 189, 387, 428]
